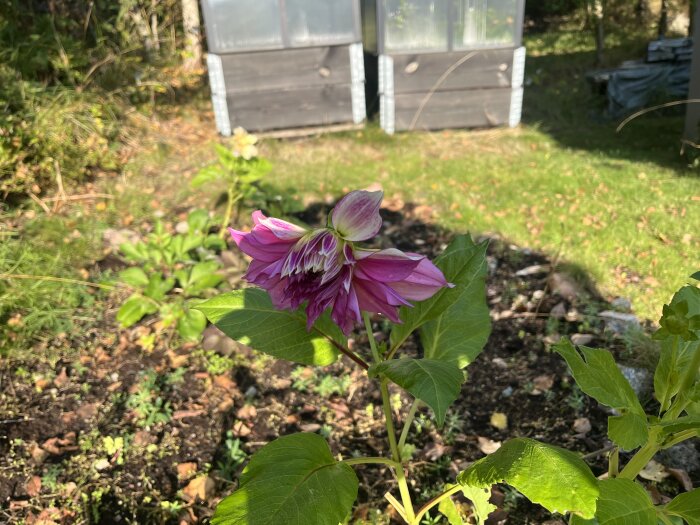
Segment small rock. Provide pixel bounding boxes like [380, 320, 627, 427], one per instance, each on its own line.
[571, 333, 594, 346]
[657, 442, 700, 473]
[617, 364, 652, 400]
[492, 357, 509, 369]
[175, 221, 189, 234]
[231, 420, 252, 437]
[236, 405, 257, 420]
[300, 423, 321, 433]
[515, 264, 550, 277]
[501, 386, 514, 397]
[511, 294, 529, 311]
[550, 302, 567, 319]
[244, 385, 258, 398]
[490, 412, 508, 431]
[532, 290, 545, 301]
[573, 417, 592, 435]
[103, 228, 140, 251]
[611, 297, 632, 312]
[93, 458, 111, 471]
[531, 375, 554, 394]
[599, 311, 641, 335]
[486, 256, 498, 275]
[201, 334, 221, 351]
[477, 436, 502, 454]
[30, 443, 49, 464]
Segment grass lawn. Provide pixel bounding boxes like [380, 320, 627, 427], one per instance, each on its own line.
[252, 30, 699, 321]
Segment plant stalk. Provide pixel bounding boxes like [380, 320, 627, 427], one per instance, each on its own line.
[342, 456, 401, 469]
[618, 440, 660, 479]
[414, 484, 462, 524]
[398, 398, 421, 454]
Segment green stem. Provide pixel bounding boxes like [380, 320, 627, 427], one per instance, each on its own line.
[342, 456, 401, 469]
[608, 447, 619, 478]
[364, 312, 416, 523]
[398, 399, 422, 453]
[662, 429, 699, 449]
[414, 484, 462, 524]
[220, 184, 242, 238]
[618, 440, 660, 479]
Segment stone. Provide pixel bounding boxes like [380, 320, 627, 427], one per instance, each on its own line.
[174, 221, 189, 234]
[571, 333, 594, 346]
[548, 273, 581, 301]
[657, 442, 700, 473]
[515, 264, 550, 277]
[550, 302, 567, 319]
[610, 297, 632, 312]
[617, 364, 652, 400]
[599, 311, 640, 334]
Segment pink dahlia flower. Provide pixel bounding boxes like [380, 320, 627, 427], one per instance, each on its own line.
[229, 190, 451, 335]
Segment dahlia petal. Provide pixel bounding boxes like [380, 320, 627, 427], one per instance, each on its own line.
[387, 258, 452, 301]
[230, 229, 296, 263]
[353, 278, 409, 323]
[354, 248, 423, 282]
[331, 190, 383, 241]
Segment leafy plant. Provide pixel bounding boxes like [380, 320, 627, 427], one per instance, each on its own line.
[290, 367, 351, 397]
[191, 129, 272, 237]
[216, 431, 248, 481]
[116, 209, 225, 341]
[126, 369, 173, 428]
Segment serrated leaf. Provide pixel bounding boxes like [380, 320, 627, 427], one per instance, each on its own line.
[190, 165, 223, 188]
[457, 438, 599, 519]
[438, 493, 464, 525]
[118, 267, 149, 288]
[658, 415, 700, 436]
[608, 413, 648, 451]
[187, 209, 209, 233]
[144, 274, 175, 301]
[420, 236, 490, 368]
[554, 340, 645, 416]
[655, 336, 696, 413]
[369, 358, 463, 425]
[461, 485, 495, 525]
[194, 289, 340, 366]
[212, 433, 358, 525]
[664, 488, 700, 525]
[583, 478, 656, 525]
[177, 308, 207, 341]
[691, 271, 700, 281]
[116, 295, 158, 328]
[390, 235, 488, 351]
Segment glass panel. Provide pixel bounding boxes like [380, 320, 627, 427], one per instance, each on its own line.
[286, 0, 357, 46]
[384, 0, 448, 52]
[204, 0, 282, 52]
[453, 0, 518, 49]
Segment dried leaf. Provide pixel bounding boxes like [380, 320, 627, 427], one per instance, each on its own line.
[182, 475, 215, 502]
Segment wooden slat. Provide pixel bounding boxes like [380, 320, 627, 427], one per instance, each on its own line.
[220, 46, 353, 93]
[392, 88, 512, 131]
[390, 48, 515, 94]
[227, 84, 354, 131]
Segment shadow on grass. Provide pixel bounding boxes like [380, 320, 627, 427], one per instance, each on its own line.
[521, 30, 696, 174]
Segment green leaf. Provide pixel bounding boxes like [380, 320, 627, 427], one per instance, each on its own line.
[691, 271, 700, 281]
[187, 209, 210, 233]
[187, 261, 223, 294]
[658, 415, 700, 436]
[420, 236, 490, 368]
[457, 438, 599, 519]
[390, 235, 488, 351]
[461, 485, 495, 525]
[119, 241, 148, 262]
[118, 267, 149, 288]
[438, 493, 464, 525]
[664, 488, 700, 525]
[655, 336, 696, 414]
[583, 478, 656, 525]
[369, 358, 463, 426]
[211, 433, 358, 525]
[555, 340, 648, 449]
[177, 308, 207, 341]
[116, 295, 158, 328]
[608, 413, 648, 450]
[144, 274, 175, 301]
[194, 289, 340, 366]
[190, 165, 223, 188]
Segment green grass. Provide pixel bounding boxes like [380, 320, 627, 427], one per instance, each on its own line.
[253, 30, 698, 321]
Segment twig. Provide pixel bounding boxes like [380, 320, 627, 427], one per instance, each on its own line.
[42, 193, 114, 202]
[28, 192, 51, 214]
[581, 443, 615, 460]
[52, 160, 67, 212]
[616, 98, 700, 132]
[0, 274, 118, 290]
[409, 52, 477, 130]
[0, 418, 34, 425]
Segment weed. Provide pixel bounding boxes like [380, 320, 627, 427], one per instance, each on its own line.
[196, 349, 236, 376]
[216, 431, 247, 481]
[566, 384, 586, 413]
[290, 367, 351, 397]
[126, 370, 173, 428]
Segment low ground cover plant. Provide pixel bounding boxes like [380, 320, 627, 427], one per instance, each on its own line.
[196, 189, 699, 524]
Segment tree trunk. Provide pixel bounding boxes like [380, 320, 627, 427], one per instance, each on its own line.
[591, 0, 605, 65]
[181, 0, 202, 71]
[658, 0, 668, 38]
[130, 9, 155, 61]
[634, 0, 648, 23]
[151, 0, 160, 52]
[690, 0, 696, 37]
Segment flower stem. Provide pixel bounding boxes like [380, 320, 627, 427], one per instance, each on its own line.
[398, 399, 421, 453]
[414, 484, 462, 524]
[220, 184, 242, 238]
[364, 312, 416, 523]
[618, 439, 660, 479]
[311, 326, 369, 370]
[342, 456, 401, 469]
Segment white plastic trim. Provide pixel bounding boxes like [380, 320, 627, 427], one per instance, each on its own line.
[509, 86, 524, 128]
[378, 54, 395, 135]
[206, 53, 231, 136]
[512, 46, 526, 88]
[349, 42, 367, 124]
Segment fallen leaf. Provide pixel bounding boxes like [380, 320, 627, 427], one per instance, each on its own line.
[30, 443, 49, 464]
[231, 420, 251, 437]
[639, 460, 669, 482]
[423, 442, 451, 461]
[490, 412, 508, 431]
[26, 476, 41, 497]
[76, 403, 99, 420]
[667, 467, 693, 492]
[213, 374, 237, 393]
[182, 475, 215, 502]
[477, 436, 501, 454]
[177, 462, 198, 481]
[53, 368, 69, 388]
[236, 404, 257, 420]
[168, 350, 189, 368]
[173, 409, 205, 420]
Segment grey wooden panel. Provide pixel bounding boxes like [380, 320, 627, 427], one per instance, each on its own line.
[227, 84, 355, 131]
[393, 88, 512, 131]
[221, 46, 353, 93]
[390, 48, 515, 94]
